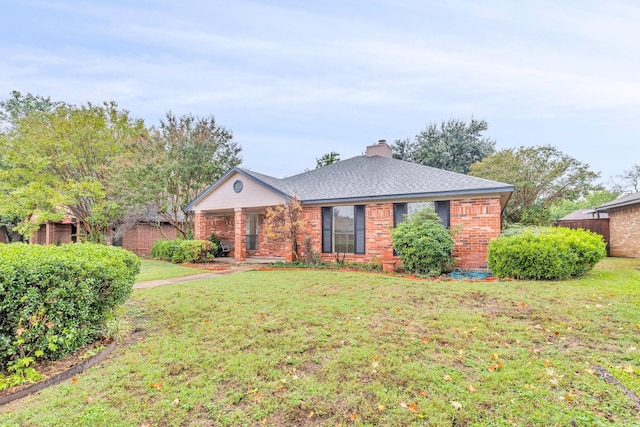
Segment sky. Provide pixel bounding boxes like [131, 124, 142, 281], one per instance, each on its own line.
[2, 0, 639, 184]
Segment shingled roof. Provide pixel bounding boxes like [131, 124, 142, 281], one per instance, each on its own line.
[187, 153, 514, 210]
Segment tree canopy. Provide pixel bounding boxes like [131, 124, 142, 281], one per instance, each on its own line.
[392, 118, 495, 174]
[469, 145, 601, 225]
[0, 97, 146, 241]
[133, 112, 242, 238]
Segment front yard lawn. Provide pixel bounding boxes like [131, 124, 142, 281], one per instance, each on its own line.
[2, 258, 639, 426]
[135, 259, 208, 283]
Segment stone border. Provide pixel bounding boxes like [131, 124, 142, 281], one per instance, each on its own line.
[0, 340, 116, 407]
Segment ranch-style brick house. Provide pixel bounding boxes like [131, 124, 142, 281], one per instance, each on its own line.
[187, 141, 514, 270]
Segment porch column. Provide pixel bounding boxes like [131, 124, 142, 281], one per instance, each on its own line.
[234, 208, 247, 262]
[193, 211, 205, 240]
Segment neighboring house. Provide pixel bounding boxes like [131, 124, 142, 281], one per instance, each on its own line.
[555, 209, 610, 255]
[594, 192, 640, 258]
[30, 218, 79, 245]
[29, 207, 180, 256]
[186, 141, 514, 270]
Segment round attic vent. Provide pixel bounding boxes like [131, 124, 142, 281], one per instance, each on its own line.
[233, 179, 243, 193]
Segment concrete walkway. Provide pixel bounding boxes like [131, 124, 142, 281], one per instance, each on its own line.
[134, 264, 260, 289]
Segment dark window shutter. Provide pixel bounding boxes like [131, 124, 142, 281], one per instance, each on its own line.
[354, 205, 365, 254]
[435, 201, 450, 228]
[393, 203, 407, 227]
[321, 207, 332, 253]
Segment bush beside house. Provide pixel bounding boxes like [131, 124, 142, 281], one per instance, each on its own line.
[150, 239, 216, 263]
[391, 208, 455, 276]
[487, 227, 606, 280]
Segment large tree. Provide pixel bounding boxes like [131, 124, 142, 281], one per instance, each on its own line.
[393, 118, 495, 174]
[0, 99, 146, 241]
[469, 145, 601, 224]
[134, 112, 242, 238]
[0, 92, 64, 241]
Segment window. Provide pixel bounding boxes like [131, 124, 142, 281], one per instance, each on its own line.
[321, 205, 365, 254]
[394, 201, 450, 228]
[246, 214, 258, 250]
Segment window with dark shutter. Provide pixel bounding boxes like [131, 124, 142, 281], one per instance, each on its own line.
[321, 207, 332, 253]
[354, 205, 365, 254]
[393, 203, 408, 227]
[435, 201, 450, 228]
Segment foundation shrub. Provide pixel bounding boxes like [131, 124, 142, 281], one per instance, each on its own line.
[391, 208, 455, 277]
[488, 227, 606, 280]
[150, 239, 215, 263]
[0, 243, 139, 367]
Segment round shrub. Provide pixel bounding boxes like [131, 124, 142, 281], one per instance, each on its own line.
[487, 227, 606, 280]
[0, 243, 140, 366]
[150, 239, 215, 263]
[391, 208, 455, 276]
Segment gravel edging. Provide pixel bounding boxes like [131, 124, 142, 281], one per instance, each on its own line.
[0, 340, 117, 407]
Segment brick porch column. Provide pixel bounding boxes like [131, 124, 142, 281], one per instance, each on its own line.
[234, 208, 247, 262]
[194, 211, 205, 240]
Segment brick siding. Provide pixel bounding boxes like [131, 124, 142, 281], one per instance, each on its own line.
[449, 198, 502, 269]
[608, 206, 640, 258]
[194, 196, 504, 269]
[121, 223, 178, 256]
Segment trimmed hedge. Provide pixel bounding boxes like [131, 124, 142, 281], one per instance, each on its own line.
[391, 208, 455, 277]
[488, 227, 606, 280]
[150, 239, 215, 263]
[0, 243, 140, 366]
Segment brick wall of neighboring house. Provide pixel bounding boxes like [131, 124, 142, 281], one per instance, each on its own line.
[122, 223, 178, 256]
[608, 206, 640, 258]
[30, 223, 74, 245]
[449, 198, 503, 270]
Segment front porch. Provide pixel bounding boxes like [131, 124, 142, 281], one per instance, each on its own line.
[195, 208, 292, 263]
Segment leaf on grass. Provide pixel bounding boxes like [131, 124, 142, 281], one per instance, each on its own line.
[450, 401, 463, 410]
[308, 411, 314, 419]
[71, 377, 78, 383]
[497, 362, 504, 369]
[467, 385, 477, 393]
[544, 360, 553, 367]
[150, 383, 162, 390]
[421, 337, 429, 344]
[418, 390, 426, 397]
[377, 404, 385, 411]
[350, 412, 358, 420]
[172, 398, 180, 405]
[443, 374, 452, 381]
[519, 301, 527, 308]
[524, 384, 537, 390]
[565, 392, 577, 402]
[85, 397, 93, 403]
[491, 353, 499, 360]
[488, 365, 496, 372]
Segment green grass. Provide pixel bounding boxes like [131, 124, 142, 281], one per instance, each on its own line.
[2, 258, 639, 426]
[135, 259, 207, 283]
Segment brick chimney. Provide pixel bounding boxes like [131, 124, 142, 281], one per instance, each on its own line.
[366, 139, 392, 158]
